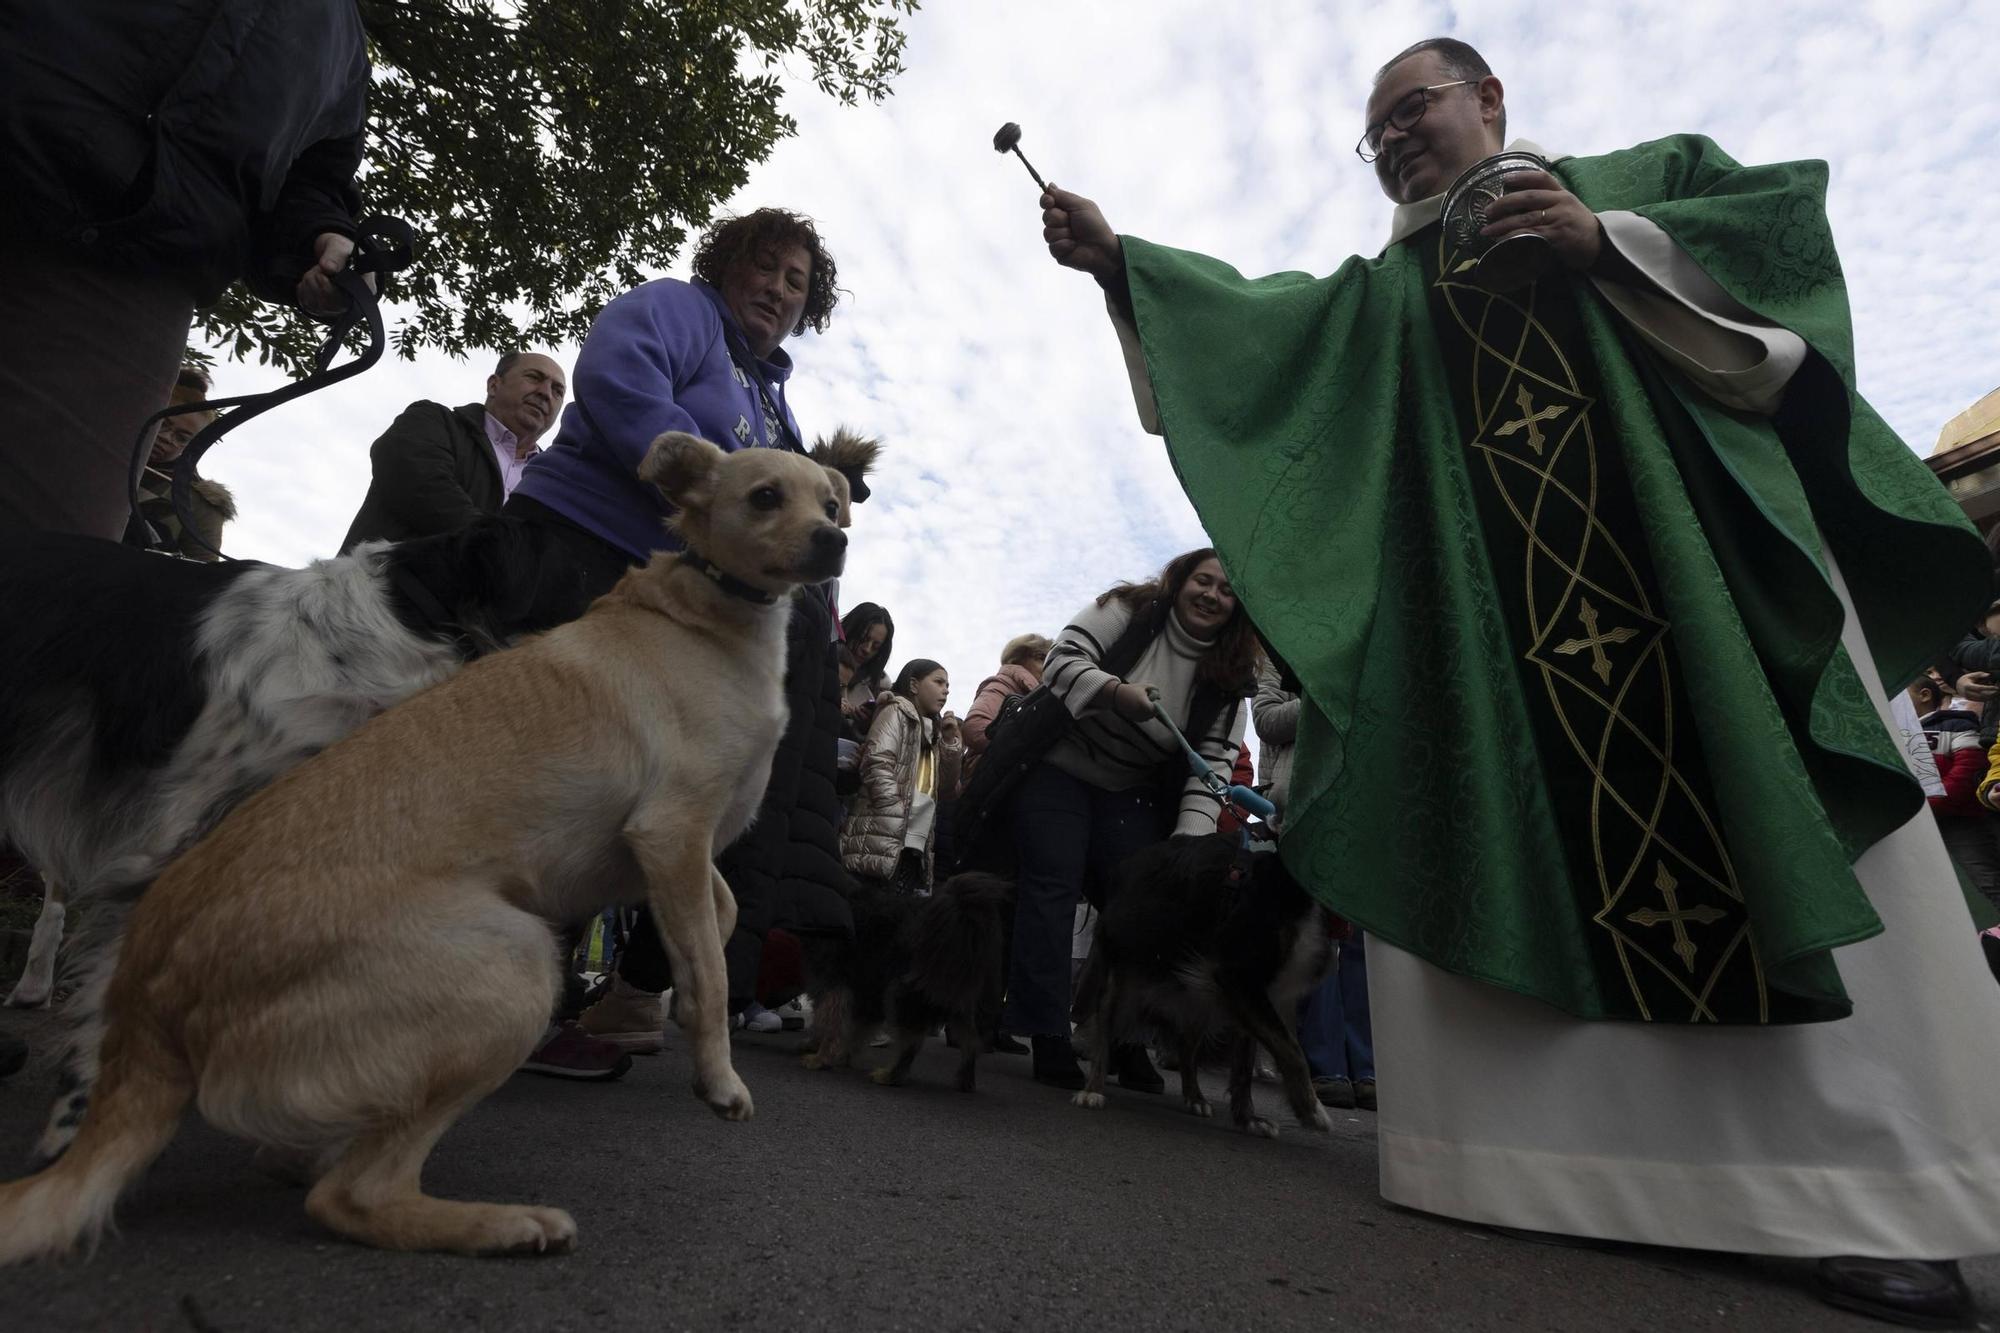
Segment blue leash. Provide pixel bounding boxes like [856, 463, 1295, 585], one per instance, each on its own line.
[1144, 686, 1275, 828]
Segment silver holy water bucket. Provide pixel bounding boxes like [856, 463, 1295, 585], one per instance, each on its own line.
[1439, 151, 1560, 294]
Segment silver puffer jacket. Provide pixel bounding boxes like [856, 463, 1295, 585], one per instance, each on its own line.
[840, 694, 963, 887]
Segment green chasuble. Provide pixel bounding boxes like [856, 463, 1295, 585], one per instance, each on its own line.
[1121, 134, 1989, 1023]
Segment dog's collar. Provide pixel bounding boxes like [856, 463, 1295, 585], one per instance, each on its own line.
[679, 549, 778, 606]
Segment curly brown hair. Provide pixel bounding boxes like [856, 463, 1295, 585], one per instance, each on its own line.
[690, 207, 840, 337]
[1097, 547, 1262, 690]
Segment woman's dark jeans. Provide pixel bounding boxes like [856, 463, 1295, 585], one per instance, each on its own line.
[1299, 934, 1374, 1082]
[1001, 762, 1161, 1037]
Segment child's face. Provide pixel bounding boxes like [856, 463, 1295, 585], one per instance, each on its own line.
[911, 669, 950, 718]
[838, 662, 855, 690]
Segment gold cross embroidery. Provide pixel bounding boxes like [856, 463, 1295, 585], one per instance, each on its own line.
[1625, 863, 1727, 971]
[1492, 383, 1568, 455]
[1552, 597, 1638, 685]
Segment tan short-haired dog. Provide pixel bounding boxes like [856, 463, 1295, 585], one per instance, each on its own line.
[0, 432, 849, 1260]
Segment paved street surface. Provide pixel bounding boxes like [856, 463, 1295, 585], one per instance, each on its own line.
[0, 1006, 1992, 1332]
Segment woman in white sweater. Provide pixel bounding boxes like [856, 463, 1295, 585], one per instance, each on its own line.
[1005, 548, 1256, 1090]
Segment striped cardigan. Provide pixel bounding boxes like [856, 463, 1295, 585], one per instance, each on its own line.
[1041, 597, 1245, 834]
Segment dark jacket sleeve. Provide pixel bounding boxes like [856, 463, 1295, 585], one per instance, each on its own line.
[1950, 633, 2000, 677]
[246, 126, 364, 307]
[341, 403, 483, 550]
[244, 28, 369, 308]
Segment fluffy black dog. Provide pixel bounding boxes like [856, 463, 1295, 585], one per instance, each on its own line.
[1073, 833, 1343, 1138]
[799, 872, 1013, 1091]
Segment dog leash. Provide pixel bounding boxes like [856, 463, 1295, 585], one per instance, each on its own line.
[1144, 685, 1277, 828]
[125, 215, 418, 561]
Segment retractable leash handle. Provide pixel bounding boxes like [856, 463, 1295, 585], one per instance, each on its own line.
[126, 215, 417, 558]
[1143, 686, 1277, 824]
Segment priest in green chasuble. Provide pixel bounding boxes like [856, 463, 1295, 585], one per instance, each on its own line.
[1038, 35, 2000, 1328]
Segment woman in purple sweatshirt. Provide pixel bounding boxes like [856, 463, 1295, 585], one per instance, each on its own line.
[505, 206, 840, 575]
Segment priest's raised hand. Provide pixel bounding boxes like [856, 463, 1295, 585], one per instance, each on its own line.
[1040, 185, 1125, 285]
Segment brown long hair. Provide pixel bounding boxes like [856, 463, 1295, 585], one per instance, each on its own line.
[1097, 547, 1261, 690]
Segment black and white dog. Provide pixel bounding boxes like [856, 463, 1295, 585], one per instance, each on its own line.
[0, 517, 591, 1160]
[1071, 833, 1343, 1138]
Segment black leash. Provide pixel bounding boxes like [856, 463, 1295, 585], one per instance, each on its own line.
[125, 215, 417, 560]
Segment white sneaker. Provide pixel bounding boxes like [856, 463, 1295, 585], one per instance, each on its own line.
[740, 1002, 783, 1034]
[777, 996, 811, 1031]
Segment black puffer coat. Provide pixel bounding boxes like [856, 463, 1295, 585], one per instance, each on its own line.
[715, 588, 857, 999]
[0, 0, 368, 304]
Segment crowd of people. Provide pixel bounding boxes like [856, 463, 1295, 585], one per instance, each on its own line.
[2, 7, 1999, 1324]
[1906, 589, 2000, 970]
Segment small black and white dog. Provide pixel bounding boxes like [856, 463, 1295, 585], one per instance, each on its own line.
[1072, 833, 1343, 1138]
[0, 516, 590, 1161]
[798, 873, 1014, 1092]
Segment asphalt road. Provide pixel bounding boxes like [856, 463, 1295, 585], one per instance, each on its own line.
[0, 1007, 1992, 1332]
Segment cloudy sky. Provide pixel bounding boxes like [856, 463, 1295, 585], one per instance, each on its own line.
[201, 0, 2000, 722]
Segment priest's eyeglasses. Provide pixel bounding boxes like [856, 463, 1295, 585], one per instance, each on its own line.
[1356, 80, 1474, 162]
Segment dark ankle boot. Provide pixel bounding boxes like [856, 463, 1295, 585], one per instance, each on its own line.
[1112, 1043, 1164, 1093]
[1815, 1257, 1974, 1329]
[1030, 1035, 1086, 1090]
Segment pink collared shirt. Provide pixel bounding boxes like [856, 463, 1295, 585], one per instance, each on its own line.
[484, 412, 540, 498]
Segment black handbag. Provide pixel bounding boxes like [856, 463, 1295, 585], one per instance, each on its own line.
[950, 684, 1073, 871]
[949, 602, 1173, 871]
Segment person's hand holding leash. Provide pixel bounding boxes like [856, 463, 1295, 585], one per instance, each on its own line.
[1106, 680, 1156, 723]
[296, 231, 378, 318]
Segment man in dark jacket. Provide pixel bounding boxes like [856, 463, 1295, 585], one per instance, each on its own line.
[340, 352, 567, 551]
[0, 0, 369, 542]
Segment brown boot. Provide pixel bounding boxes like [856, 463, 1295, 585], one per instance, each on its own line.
[576, 976, 666, 1054]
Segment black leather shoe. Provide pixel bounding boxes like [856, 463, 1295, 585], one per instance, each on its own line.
[1112, 1043, 1164, 1093]
[1030, 1035, 1086, 1090]
[1314, 1075, 1356, 1109]
[990, 1032, 1028, 1056]
[1815, 1257, 1975, 1329]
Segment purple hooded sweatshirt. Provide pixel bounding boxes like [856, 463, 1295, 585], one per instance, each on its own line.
[510, 276, 802, 561]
